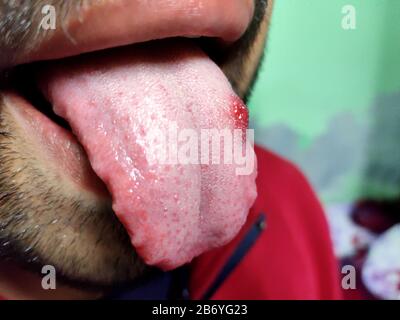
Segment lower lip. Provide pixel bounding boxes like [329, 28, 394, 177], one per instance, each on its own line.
[3, 91, 110, 197]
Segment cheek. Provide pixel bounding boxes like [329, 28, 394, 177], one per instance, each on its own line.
[221, 6, 271, 98]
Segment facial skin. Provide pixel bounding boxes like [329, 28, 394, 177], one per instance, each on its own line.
[0, 0, 273, 298]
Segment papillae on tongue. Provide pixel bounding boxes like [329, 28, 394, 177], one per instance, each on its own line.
[40, 40, 257, 270]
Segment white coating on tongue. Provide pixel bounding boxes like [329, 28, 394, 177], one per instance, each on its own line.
[41, 41, 257, 269]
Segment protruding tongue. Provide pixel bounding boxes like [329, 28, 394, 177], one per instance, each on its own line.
[40, 40, 257, 270]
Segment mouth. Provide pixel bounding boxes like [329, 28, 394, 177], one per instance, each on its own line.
[0, 0, 258, 276]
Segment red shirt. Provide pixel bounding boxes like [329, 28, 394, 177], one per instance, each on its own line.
[190, 146, 342, 299]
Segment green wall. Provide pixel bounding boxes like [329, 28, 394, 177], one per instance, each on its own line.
[249, 0, 400, 203]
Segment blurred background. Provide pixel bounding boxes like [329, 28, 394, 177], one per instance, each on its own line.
[248, 0, 400, 299]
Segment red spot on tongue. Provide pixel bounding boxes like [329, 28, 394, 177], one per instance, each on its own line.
[40, 40, 258, 270]
[231, 95, 249, 130]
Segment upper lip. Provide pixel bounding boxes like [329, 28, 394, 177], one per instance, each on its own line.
[13, 0, 254, 68]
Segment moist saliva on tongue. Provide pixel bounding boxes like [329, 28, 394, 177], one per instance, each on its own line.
[40, 40, 258, 270]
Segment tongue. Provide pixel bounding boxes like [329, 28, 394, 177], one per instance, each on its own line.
[40, 40, 257, 270]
